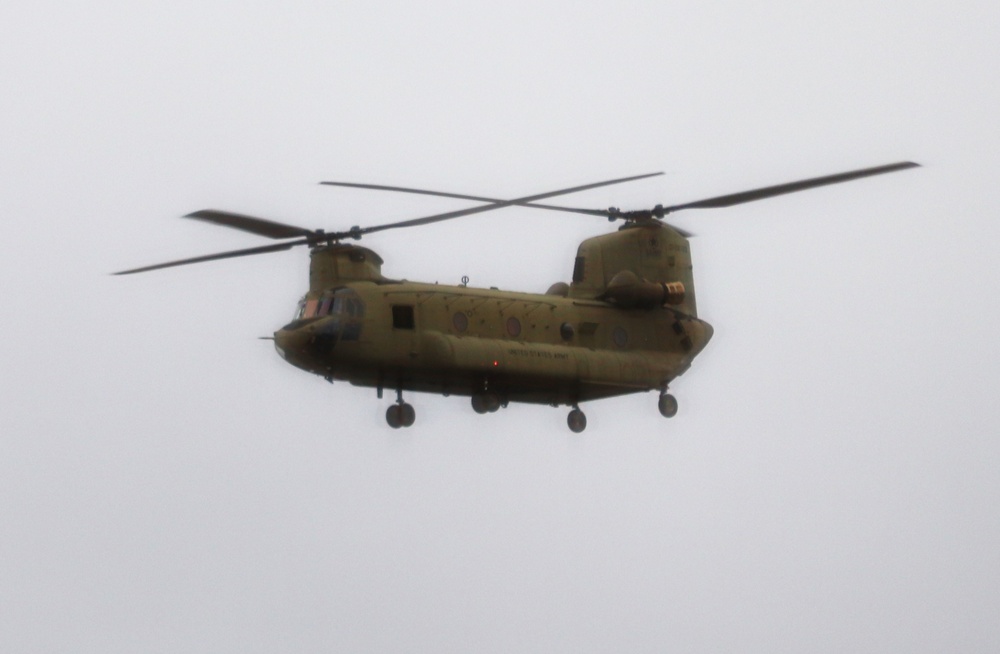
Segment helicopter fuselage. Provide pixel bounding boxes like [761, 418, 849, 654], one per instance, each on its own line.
[273, 278, 713, 406]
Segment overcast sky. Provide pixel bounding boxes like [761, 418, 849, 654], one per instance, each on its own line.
[2, 1, 999, 652]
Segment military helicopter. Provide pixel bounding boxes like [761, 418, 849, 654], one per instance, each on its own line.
[116, 161, 918, 431]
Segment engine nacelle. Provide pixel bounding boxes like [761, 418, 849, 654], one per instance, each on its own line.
[602, 270, 686, 309]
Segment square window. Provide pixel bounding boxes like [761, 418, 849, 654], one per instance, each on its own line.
[392, 305, 415, 330]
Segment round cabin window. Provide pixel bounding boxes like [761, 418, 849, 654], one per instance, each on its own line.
[506, 317, 521, 338]
[612, 326, 628, 348]
[560, 322, 575, 341]
[452, 312, 469, 333]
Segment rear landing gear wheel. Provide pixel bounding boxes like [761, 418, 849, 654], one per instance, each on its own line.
[658, 393, 678, 418]
[567, 407, 587, 433]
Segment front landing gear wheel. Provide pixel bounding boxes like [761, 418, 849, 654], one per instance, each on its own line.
[399, 403, 415, 427]
[386, 405, 403, 429]
[386, 403, 416, 428]
[658, 393, 678, 418]
[567, 408, 587, 433]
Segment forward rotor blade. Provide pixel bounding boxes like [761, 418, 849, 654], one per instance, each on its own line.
[663, 161, 920, 213]
[320, 181, 609, 217]
[184, 209, 317, 239]
[331, 172, 663, 239]
[113, 240, 304, 275]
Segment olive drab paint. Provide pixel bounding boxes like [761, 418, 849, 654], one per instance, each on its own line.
[273, 222, 712, 411]
[570, 222, 697, 315]
[115, 162, 918, 430]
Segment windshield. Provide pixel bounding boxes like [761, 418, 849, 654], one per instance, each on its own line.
[292, 288, 366, 321]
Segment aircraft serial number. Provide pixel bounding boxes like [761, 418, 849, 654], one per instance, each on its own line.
[506, 348, 570, 360]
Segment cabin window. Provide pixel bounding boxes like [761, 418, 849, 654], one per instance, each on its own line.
[560, 322, 575, 341]
[452, 312, 468, 333]
[506, 317, 521, 338]
[572, 256, 585, 283]
[392, 305, 415, 330]
[304, 299, 319, 318]
[612, 326, 628, 348]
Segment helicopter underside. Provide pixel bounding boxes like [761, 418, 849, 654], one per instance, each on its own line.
[274, 322, 696, 432]
[348, 366, 655, 405]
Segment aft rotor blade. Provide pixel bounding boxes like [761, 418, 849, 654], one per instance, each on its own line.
[184, 209, 317, 239]
[320, 181, 610, 217]
[113, 240, 305, 275]
[663, 161, 920, 213]
[331, 172, 663, 239]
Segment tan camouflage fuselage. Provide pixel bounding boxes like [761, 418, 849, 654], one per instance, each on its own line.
[274, 222, 712, 406]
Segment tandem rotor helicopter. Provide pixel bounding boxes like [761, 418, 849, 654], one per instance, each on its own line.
[116, 161, 918, 431]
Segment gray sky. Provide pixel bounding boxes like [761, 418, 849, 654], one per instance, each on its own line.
[2, 1, 998, 652]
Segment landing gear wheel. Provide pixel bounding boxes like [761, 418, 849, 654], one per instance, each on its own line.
[471, 395, 488, 414]
[386, 404, 403, 429]
[386, 403, 416, 428]
[567, 408, 587, 433]
[399, 402, 415, 427]
[471, 393, 500, 414]
[658, 393, 678, 418]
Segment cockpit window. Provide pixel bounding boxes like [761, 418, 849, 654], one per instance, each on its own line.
[326, 289, 365, 317]
[298, 288, 366, 323]
[288, 289, 366, 341]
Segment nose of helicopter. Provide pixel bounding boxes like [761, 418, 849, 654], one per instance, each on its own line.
[273, 327, 311, 361]
[689, 319, 714, 356]
[702, 321, 714, 344]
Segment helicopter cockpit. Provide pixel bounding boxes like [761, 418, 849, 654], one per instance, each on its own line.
[293, 288, 365, 321]
[288, 287, 366, 342]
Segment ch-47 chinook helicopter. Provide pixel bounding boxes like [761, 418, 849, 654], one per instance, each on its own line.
[116, 161, 918, 432]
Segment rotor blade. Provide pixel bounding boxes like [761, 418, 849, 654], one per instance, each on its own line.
[319, 181, 610, 217]
[184, 209, 317, 239]
[663, 161, 920, 213]
[330, 172, 663, 239]
[112, 240, 305, 275]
